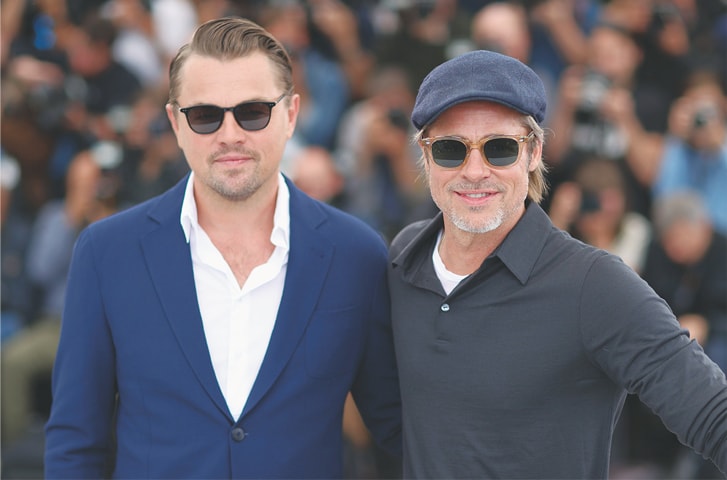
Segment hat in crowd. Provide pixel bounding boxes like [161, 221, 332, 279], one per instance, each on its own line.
[411, 50, 547, 130]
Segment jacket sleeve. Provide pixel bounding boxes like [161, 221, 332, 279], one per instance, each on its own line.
[350, 242, 402, 458]
[44, 227, 118, 479]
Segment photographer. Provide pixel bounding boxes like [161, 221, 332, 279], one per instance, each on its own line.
[335, 66, 430, 241]
[548, 156, 652, 274]
[2, 10, 142, 208]
[544, 22, 666, 218]
[652, 69, 727, 236]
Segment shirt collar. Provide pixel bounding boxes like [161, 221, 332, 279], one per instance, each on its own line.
[393, 202, 553, 286]
[493, 201, 552, 285]
[180, 172, 291, 251]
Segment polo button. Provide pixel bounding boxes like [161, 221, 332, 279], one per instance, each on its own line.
[231, 427, 246, 442]
[441, 303, 450, 312]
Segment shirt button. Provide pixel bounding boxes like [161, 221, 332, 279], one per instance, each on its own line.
[231, 427, 246, 442]
[441, 303, 450, 312]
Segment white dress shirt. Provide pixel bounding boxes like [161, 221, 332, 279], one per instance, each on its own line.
[180, 173, 290, 421]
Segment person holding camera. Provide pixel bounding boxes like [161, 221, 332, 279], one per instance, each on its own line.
[652, 69, 727, 236]
[334, 66, 430, 241]
[547, 156, 652, 274]
[544, 21, 667, 218]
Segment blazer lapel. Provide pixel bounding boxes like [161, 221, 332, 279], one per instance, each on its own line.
[140, 179, 231, 420]
[242, 180, 334, 417]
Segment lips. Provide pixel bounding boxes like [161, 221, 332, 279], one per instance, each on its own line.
[456, 190, 497, 199]
[450, 182, 501, 201]
[461, 192, 493, 199]
[453, 189, 499, 207]
[213, 154, 253, 166]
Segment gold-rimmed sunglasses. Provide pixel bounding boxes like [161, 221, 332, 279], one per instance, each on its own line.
[420, 132, 535, 169]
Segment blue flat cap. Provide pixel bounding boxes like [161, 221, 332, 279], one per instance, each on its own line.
[411, 50, 547, 129]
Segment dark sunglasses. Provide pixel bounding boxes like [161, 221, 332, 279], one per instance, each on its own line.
[421, 132, 535, 169]
[177, 93, 288, 134]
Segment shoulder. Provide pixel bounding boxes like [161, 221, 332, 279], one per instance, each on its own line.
[538, 228, 627, 286]
[323, 201, 389, 253]
[83, 182, 183, 242]
[288, 182, 388, 254]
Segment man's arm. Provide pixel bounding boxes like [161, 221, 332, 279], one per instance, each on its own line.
[45, 228, 118, 479]
[583, 255, 727, 474]
[350, 249, 402, 458]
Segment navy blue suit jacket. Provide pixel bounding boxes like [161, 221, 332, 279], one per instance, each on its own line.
[44, 175, 401, 479]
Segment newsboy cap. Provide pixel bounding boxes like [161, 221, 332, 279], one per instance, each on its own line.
[411, 50, 547, 129]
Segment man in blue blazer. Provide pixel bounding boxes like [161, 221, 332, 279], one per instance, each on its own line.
[44, 17, 401, 479]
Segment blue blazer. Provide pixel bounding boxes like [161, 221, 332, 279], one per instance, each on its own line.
[44, 176, 401, 479]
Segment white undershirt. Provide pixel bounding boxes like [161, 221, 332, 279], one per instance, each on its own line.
[432, 229, 468, 295]
[180, 173, 290, 421]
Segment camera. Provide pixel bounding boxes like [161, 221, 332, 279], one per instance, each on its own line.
[387, 108, 410, 132]
[692, 105, 718, 129]
[579, 191, 601, 214]
[579, 70, 611, 112]
[651, 3, 680, 31]
[25, 74, 88, 130]
[90, 141, 124, 201]
[90, 141, 123, 171]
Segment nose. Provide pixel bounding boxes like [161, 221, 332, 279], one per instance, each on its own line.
[216, 110, 245, 140]
[460, 146, 491, 179]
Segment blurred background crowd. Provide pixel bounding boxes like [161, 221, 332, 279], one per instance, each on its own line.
[1, 0, 726, 478]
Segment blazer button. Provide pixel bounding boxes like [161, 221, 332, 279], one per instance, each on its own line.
[441, 303, 450, 312]
[231, 427, 246, 442]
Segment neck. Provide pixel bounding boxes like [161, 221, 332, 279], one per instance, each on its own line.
[193, 177, 280, 288]
[194, 176, 279, 240]
[438, 205, 525, 275]
[438, 226, 500, 276]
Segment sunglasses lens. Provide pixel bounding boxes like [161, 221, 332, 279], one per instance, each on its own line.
[185, 106, 224, 134]
[234, 103, 272, 131]
[483, 138, 520, 167]
[431, 139, 468, 168]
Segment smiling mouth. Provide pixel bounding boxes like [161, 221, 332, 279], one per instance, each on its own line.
[458, 191, 497, 199]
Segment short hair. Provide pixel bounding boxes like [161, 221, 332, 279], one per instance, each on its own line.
[167, 17, 293, 105]
[82, 14, 118, 47]
[652, 190, 711, 236]
[573, 157, 625, 193]
[415, 114, 549, 204]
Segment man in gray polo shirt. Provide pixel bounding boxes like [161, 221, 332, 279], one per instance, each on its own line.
[388, 50, 727, 479]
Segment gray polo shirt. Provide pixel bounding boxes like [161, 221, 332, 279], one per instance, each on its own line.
[389, 202, 727, 479]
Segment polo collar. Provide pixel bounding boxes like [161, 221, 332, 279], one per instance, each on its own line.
[393, 202, 553, 287]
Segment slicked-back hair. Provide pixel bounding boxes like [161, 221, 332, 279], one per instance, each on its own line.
[168, 17, 293, 105]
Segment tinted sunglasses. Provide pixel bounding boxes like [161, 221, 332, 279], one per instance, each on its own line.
[421, 132, 535, 169]
[178, 93, 288, 134]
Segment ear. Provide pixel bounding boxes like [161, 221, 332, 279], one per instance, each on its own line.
[420, 143, 431, 178]
[286, 93, 301, 140]
[166, 103, 180, 136]
[527, 138, 543, 173]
